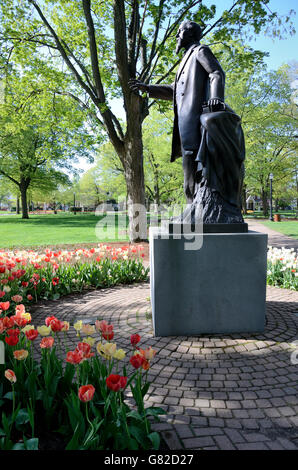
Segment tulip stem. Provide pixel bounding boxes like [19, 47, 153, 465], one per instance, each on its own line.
[64, 332, 69, 353]
[119, 392, 130, 438]
[12, 384, 15, 418]
[138, 372, 149, 435]
[85, 402, 93, 430]
[76, 365, 80, 385]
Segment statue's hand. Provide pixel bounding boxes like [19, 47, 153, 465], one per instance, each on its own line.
[128, 79, 149, 94]
[208, 98, 225, 112]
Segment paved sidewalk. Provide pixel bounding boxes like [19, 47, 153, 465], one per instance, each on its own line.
[31, 281, 298, 451]
[246, 219, 298, 250]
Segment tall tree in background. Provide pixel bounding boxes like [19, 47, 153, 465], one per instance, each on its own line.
[0, 72, 94, 218]
[227, 64, 297, 216]
[0, 0, 294, 238]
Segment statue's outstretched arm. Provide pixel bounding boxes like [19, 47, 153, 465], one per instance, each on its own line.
[129, 79, 174, 101]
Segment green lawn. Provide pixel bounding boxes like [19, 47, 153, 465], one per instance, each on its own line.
[0, 213, 129, 248]
[260, 220, 298, 239]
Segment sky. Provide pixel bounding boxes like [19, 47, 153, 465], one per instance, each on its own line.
[246, 0, 297, 71]
[77, 0, 297, 174]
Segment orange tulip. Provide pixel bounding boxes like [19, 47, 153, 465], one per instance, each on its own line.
[40, 337, 54, 349]
[13, 349, 29, 361]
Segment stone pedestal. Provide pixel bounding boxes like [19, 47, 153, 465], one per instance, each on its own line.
[150, 227, 267, 336]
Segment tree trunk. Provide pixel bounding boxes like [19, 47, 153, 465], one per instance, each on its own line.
[20, 178, 30, 219]
[123, 135, 147, 242]
[121, 95, 147, 242]
[261, 189, 268, 217]
[16, 196, 20, 214]
[242, 184, 247, 215]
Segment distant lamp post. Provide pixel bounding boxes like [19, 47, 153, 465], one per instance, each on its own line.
[74, 192, 76, 216]
[269, 173, 274, 221]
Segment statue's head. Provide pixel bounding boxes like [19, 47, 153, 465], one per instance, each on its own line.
[176, 21, 202, 54]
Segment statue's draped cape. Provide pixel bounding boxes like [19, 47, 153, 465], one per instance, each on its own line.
[196, 109, 245, 208]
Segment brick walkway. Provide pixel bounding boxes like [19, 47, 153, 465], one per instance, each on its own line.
[30, 280, 298, 451]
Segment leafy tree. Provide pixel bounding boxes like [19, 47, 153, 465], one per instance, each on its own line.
[78, 143, 127, 207]
[231, 66, 298, 216]
[0, 71, 94, 218]
[0, 0, 294, 238]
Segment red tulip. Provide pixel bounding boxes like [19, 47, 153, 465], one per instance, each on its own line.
[76, 342, 94, 359]
[0, 302, 10, 311]
[49, 318, 64, 332]
[106, 374, 127, 392]
[52, 277, 59, 286]
[5, 335, 19, 346]
[66, 350, 84, 365]
[130, 334, 141, 346]
[6, 328, 20, 337]
[78, 384, 95, 402]
[102, 331, 114, 340]
[45, 316, 58, 326]
[25, 329, 39, 341]
[2, 317, 14, 329]
[129, 354, 145, 369]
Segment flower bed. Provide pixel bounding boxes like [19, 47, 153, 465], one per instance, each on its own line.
[0, 311, 165, 450]
[267, 246, 297, 290]
[0, 245, 149, 314]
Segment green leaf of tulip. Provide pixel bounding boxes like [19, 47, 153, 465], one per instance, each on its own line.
[148, 432, 160, 450]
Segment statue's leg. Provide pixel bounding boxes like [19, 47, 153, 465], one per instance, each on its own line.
[182, 149, 197, 204]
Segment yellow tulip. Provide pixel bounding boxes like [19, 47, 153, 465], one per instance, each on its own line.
[74, 320, 83, 331]
[37, 325, 52, 336]
[113, 348, 126, 360]
[21, 325, 35, 333]
[97, 342, 117, 359]
[84, 336, 96, 347]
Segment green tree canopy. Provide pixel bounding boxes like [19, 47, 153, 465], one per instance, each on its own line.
[0, 69, 94, 218]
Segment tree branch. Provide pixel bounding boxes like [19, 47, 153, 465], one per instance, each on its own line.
[113, 0, 130, 99]
[135, 0, 148, 65]
[28, 0, 95, 101]
[0, 169, 20, 187]
[141, 0, 202, 82]
[81, 0, 106, 102]
[146, 0, 165, 68]
[60, 39, 97, 95]
[128, 0, 139, 75]
[53, 90, 104, 127]
[202, 0, 241, 38]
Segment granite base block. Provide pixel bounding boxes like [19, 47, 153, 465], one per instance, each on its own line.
[149, 228, 267, 337]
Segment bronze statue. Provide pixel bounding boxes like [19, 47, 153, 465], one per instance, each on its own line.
[130, 20, 245, 226]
